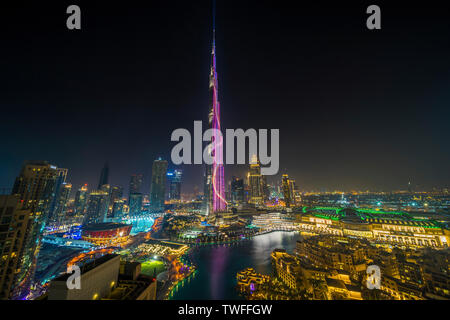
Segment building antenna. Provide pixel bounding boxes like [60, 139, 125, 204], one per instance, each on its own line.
[212, 0, 216, 43]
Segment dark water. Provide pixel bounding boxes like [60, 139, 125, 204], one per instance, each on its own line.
[170, 231, 300, 300]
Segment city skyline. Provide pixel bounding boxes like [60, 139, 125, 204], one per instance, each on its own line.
[1, 2, 450, 192]
[0, 1, 449, 304]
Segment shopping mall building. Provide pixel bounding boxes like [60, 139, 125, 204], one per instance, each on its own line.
[297, 207, 450, 248]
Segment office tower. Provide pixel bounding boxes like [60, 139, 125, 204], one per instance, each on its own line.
[74, 184, 88, 216]
[128, 193, 143, 217]
[97, 162, 109, 189]
[150, 158, 168, 211]
[49, 182, 72, 227]
[110, 186, 123, 207]
[203, 13, 226, 215]
[282, 174, 293, 208]
[231, 177, 245, 206]
[0, 195, 31, 300]
[249, 155, 264, 206]
[47, 168, 68, 225]
[289, 179, 296, 206]
[84, 190, 109, 225]
[112, 199, 125, 219]
[43, 168, 68, 224]
[129, 174, 143, 195]
[10, 160, 59, 299]
[167, 169, 182, 200]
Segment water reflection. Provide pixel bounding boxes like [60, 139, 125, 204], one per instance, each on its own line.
[171, 231, 300, 300]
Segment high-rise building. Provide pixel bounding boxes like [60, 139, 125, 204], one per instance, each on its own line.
[249, 155, 264, 206]
[282, 174, 293, 208]
[128, 193, 143, 217]
[47, 168, 69, 226]
[74, 184, 88, 217]
[97, 162, 109, 189]
[0, 195, 31, 300]
[150, 158, 168, 212]
[203, 16, 226, 215]
[10, 160, 59, 299]
[111, 199, 125, 219]
[109, 187, 123, 206]
[231, 177, 245, 206]
[49, 182, 72, 227]
[129, 174, 143, 195]
[167, 170, 182, 200]
[84, 190, 109, 225]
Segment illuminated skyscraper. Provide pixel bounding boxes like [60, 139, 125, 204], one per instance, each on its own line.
[112, 199, 125, 219]
[47, 168, 68, 223]
[282, 174, 293, 208]
[110, 186, 123, 205]
[10, 160, 59, 299]
[150, 158, 168, 212]
[168, 169, 182, 200]
[49, 182, 72, 226]
[84, 190, 109, 225]
[204, 7, 226, 215]
[249, 155, 264, 206]
[74, 184, 88, 216]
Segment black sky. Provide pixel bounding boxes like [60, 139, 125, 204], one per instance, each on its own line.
[1, 0, 449, 194]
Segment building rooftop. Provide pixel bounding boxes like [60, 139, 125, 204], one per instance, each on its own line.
[53, 254, 119, 281]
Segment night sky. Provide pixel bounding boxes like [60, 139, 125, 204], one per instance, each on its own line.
[1, 1, 449, 194]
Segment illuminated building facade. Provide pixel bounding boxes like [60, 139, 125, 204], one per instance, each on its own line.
[48, 182, 72, 227]
[150, 158, 168, 212]
[236, 268, 270, 294]
[82, 223, 132, 246]
[282, 174, 293, 208]
[110, 186, 123, 207]
[128, 193, 143, 217]
[204, 15, 226, 215]
[84, 190, 109, 225]
[10, 160, 59, 299]
[252, 212, 297, 231]
[271, 249, 301, 289]
[0, 195, 31, 300]
[74, 184, 88, 216]
[167, 170, 182, 200]
[249, 155, 264, 206]
[297, 207, 450, 248]
[111, 199, 125, 219]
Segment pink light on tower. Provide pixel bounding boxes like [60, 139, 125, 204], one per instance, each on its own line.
[210, 27, 227, 213]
